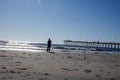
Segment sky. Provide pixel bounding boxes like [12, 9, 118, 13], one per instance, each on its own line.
[0, 0, 120, 44]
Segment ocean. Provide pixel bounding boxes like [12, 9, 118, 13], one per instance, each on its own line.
[0, 40, 120, 53]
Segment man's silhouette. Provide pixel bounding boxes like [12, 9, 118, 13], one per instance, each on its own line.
[47, 38, 52, 52]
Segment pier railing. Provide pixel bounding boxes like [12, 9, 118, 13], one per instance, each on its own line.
[64, 40, 120, 51]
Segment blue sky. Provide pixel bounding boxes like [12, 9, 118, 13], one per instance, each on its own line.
[0, 0, 120, 44]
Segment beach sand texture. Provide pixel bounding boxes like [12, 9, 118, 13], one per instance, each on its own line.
[0, 50, 120, 80]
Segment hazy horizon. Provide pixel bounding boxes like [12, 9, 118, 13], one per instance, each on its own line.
[0, 0, 120, 44]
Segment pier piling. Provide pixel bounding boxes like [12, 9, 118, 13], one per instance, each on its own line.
[64, 40, 120, 51]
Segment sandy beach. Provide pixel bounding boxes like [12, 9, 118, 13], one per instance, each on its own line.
[0, 50, 120, 80]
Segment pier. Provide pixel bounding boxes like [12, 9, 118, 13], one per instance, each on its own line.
[64, 40, 120, 51]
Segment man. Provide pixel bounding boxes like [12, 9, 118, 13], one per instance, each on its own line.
[47, 38, 52, 52]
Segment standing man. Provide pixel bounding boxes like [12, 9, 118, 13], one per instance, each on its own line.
[47, 38, 52, 52]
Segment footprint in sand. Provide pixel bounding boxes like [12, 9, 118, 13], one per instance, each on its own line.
[67, 56, 72, 59]
[64, 78, 68, 80]
[41, 72, 51, 76]
[29, 54, 31, 56]
[84, 69, 92, 73]
[9, 70, 16, 73]
[23, 52, 26, 55]
[115, 65, 119, 67]
[2, 66, 6, 69]
[100, 70, 103, 72]
[16, 67, 28, 70]
[38, 77, 47, 80]
[60, 68, 79, 71]
[15, 61, 21, 63]
[1, 77, 6, 79]
[95, 75, 100, 77]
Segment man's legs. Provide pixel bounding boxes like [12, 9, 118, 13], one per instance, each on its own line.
[47, 47, 49, 52]
[47, 47, 50, 52]
[48, 47, 50, 52]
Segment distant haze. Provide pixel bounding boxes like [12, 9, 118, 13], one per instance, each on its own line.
[0, 0, 120, 44]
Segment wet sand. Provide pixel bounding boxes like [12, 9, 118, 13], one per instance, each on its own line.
[0, 50, 120, 80]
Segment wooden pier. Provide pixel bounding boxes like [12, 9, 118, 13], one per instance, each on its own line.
[64, 40, 120, 51]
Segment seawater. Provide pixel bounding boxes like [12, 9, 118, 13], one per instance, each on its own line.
[0, 40, 120, 52]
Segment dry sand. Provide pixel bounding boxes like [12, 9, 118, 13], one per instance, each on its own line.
[0, 50, 120, 80]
